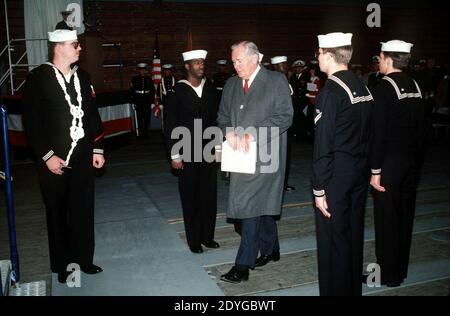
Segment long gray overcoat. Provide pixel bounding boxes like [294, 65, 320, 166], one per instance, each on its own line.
[217, 67, 293, 219]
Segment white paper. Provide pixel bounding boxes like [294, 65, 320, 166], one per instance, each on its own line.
[221, 140, 256, 174]
[307, 82, 317, 92]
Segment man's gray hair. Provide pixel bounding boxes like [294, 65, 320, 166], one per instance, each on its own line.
[231, 41, 259, 56]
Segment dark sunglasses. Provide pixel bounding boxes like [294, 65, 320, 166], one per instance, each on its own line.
[65, 41, 80, 49]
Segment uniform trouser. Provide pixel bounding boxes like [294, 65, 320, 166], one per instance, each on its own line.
[235, 216, 280, 269]
[315, 173, 368, 296]
[292, 96, 304, 138]
[36, 153, 95, 273]
[372, 155, 417, 284]
[178, 162, 217, 249]
[135, 97, 151, 135]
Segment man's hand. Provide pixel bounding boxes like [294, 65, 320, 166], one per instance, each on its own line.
[240, 133, 254, 153]
[46, 155, 66, 175]
[93, 154, 105, 169]
[171, 159, 184, 170]
[226, 132, 239, 151]
[315, 195, 331, 218]
[370, 174, 386, 192]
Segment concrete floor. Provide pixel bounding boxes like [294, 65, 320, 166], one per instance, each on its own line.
[1, 131, 449, 296]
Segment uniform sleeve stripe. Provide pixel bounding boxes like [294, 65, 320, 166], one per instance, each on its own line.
[313, 189, 325, 196]
[371, 168, 382, 174]
[42, 150, 54, 161]
[93, 149, 104, 155]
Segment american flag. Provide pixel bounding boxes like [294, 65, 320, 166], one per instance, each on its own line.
[151, 31, 161, 118]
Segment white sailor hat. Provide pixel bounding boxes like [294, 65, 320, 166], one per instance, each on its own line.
[217, 59, 227, 65]
[372, 55, 380, 63]
[262, 62, 271, 67]
[137, 63, 148, 68]
[380, 40, 413, 53]
[291, 60, 305, 67]
[310, 60, 319, 65]
[317, 32, 353, 48]
[271, 56, 287, 65]
[48, 29, 77, 42]
[162, 64, 173, 69]
[182, 49, 207, 61]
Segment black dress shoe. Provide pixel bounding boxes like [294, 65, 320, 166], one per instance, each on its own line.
[220, 266, 249, 283]
[81, 264, 103, 274]
[57, 271, 72, 283]
[361, 274, 369, 284]
[386, 281, 402, 287]
[255, 250, 280, 267]
[190, 246, 203, 253]
[202, 240, 220, 248]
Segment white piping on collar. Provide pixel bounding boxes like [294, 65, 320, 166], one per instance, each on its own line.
[328, 74, 374, 104]
[382, 76, 422, 100]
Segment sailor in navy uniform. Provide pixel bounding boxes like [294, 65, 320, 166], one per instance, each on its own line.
[369, 40, 426, 287]
[164, 49, 220, 254]
[160, 64, 176, 104]
[271, 56, 296, 192]
[312, 32, 374, 296]
[23, 30, 105, 283]
[290, 59, 310, 139]
[131, 63, 154, 137]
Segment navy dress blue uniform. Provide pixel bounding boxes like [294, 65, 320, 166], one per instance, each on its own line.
[131, 74, 154, 136]
[23, 64, 104, 274]
[312, 70, 374, 296]
[290, 71, 310, 138]
[164, 79, 219, 251]
[370, 72, 426, 285]
[160, 75, 176, 105]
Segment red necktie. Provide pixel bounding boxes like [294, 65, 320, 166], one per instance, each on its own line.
[243, 79, 249, 94]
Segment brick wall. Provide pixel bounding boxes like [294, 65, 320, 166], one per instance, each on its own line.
[1, 1, 449, 92]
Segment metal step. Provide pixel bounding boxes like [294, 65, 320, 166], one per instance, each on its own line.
[1, 260, 11, 296]
[9, 281, 46, 296]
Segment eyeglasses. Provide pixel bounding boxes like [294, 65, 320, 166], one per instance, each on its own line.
[65, 41, 80, 49]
